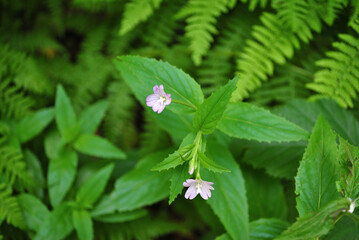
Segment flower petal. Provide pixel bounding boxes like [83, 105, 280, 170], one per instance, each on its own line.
[153, 85, 160, 95]
[157, 104, 165, 114]
[159, 85, 165, 95]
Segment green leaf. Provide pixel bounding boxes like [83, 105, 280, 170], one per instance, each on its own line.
[215, 233, 231, 240]
[34, 203, 74, 240]
[55, 85, 78, 142]
[23, 150, 45, 198]
[92, 209, 148, 223]
[73, 210, 93, 240]
[295, 115, 340, 216]
[14, 108, 54, 143]
[218, 103, 309, 142]
[73, 134, 126, 159]
[169, 164, 190, 204]
[78, 100, 108, 134]
[194, 78, 237, 134]
[151, 144, 194, 171]
[76, 164, 114, 207]
[48, 147, 78, 207]
[18, 194, 50, 232]
[244, 169, 288, 221]
[92, 150, 172, 216]
[198, 151, 230, 173]
[203, 140, 249, 240]
[275, 198, 351, 240]
[114, 55, 204, 114]
[250, 218, 289, 240]
[323, 216, 359, 240]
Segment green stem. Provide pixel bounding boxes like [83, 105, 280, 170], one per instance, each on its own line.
[171, 99, 198, 110]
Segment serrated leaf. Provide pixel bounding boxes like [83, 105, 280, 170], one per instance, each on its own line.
[34, 203, 74, 240]
[18, 194, 50, 232]
[203, 140, 249, 240]
[114, 56, 204, 114]
[152, 144, 194, 171]
[92, 150, 172, 216]
[250, 218, 289, 240]
[218, 102, 309, 142]
[198, 151, 230, 173]
[169, 164, 190, 204]
[79, 100, 108, 134]
[93, 209, 148, 223]
[194, 78, 237, 134]
[76, 164, 114, 208]
[48, 148, 78, 207]
[55, 85, 78, 142]
[295, 115, 340, 216]
[73, 210, 93, 240]
[73, 134, 126, 159]
[275, 199, 351, 240]
[14, 108, 54, 143]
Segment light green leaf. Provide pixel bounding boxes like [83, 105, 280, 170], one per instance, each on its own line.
[73, 210, 93, 240]
[79, 100, 108, 134]
[73, 134, 126, 159]
[198, 151, 230, 173]
[76, 164, 114, 207]
[169, 164, 190, 204]
[14, 108, 54, 143]
[215, 233, 231, 240]
[194, 78, 237, 134]
[114, 55, 204, 114]
[250, 218, 289, 240]
[18, 194, 50, 232]
[218, 102, 309, 142]
[55, 85, 79, 142]
[92, 209, 148, 223]
[92, 150, 172, 216]
[203, 140, 249, 240]
[48, 148, 78, 207]
[34, 203, 74, 240]
[152, 144, 194, 171]
[244, 169, 288, 221]
[295, 115, 340, 216]
[275, 198, 351, 240]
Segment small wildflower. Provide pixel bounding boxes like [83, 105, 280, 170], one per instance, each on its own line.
[183, 179, 214, 200]
[146, 85, 171, 114]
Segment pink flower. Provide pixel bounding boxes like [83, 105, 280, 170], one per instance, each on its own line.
[146, 85, 171, 114]
[183, 179, 214, 200]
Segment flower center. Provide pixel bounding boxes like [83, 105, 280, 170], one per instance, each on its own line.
[159, 96, 166, 105]
[196, 181, 202, 194]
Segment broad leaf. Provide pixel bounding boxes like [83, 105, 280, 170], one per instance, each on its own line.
[34, 203, 74, 240]
[250, 218, 289, 240]
[48, 147, 78, 207]
[23, 150, 45, 198]
[152, 144, 193, 171]
[203, 140, 249, 240]
[295, 115, 340, 216]
[73, 210, 93, 240]
[93, 209, 148, 223]
[323, 216, 359, 240]
[18, 194, 50, 232]
[218, 103, 309, 142]
[76, 164, 114, 207]
[92, 150, 172, 216]
[114, 55, 204, 114]
[169, 164, 189, 204]
[194, 78, 237, 134]
[215, 233, 231, 240]
[198, 151, 230, 173]
[275, 198, 351, 240]
[55, 85, 78, 142]
[73, 134, 126, 159]
[79, 100, 108, 134]
[15, 108, 54, 143]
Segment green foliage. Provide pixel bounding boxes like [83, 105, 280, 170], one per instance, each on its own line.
[249, 218, 289, 240]
[73, 210, 94, 240]
[0, 184, 25, 229]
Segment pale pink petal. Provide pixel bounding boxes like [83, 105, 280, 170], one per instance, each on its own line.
[146, 94, 158, 102]
[189, 167, 194, 175]
[157, 105, 165, 114]
[185, 179, 197, 184]
[202, 185, 212, 198]
[152, 104, 160, 113]
[159, 85, 165, 95]
[183, 182, 190, 187]
[200, 191, 208, 200]
[165, 94, 171, 105]
[185, 185, 197, 199]
[153, 85, 160, 95]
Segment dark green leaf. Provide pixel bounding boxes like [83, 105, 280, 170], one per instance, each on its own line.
[92, 209, 148, 223]
[218, 103, 309, 142]
[152, 144, 194, 171]
[296, 115, 340, 216]
[114, 56, 204, 114]
[194, 78, 237, 134]
[250, 218, 289, 240]
[14, 108, 54, 143]
[169, 164, 190, 204]
[215, 233, 231, 240]
[79, 100, 108, 134]
[323, 216, 359, 240]
[198, 151, 230, 173]
[73, 210, 93, 240]
[76, 164, 114, 207]
[73, 134, 126, 159]
[23, 150, 45, 198]
[48, 147, 78, 207]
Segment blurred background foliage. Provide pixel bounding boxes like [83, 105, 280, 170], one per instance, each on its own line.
[1, 0, 359, 239]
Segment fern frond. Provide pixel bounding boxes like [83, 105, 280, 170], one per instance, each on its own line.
[307, 34, 359, 108]
[180, 0, 237, 65]
[241, 0, 270, 11]
[309, 0, 347, 26]
[0, 184, 25, 229]
[349, 0, 359, 33]
[272, 0, 309, 32]
[0, 122, 10, 146]
[120, 0, 164, 35]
